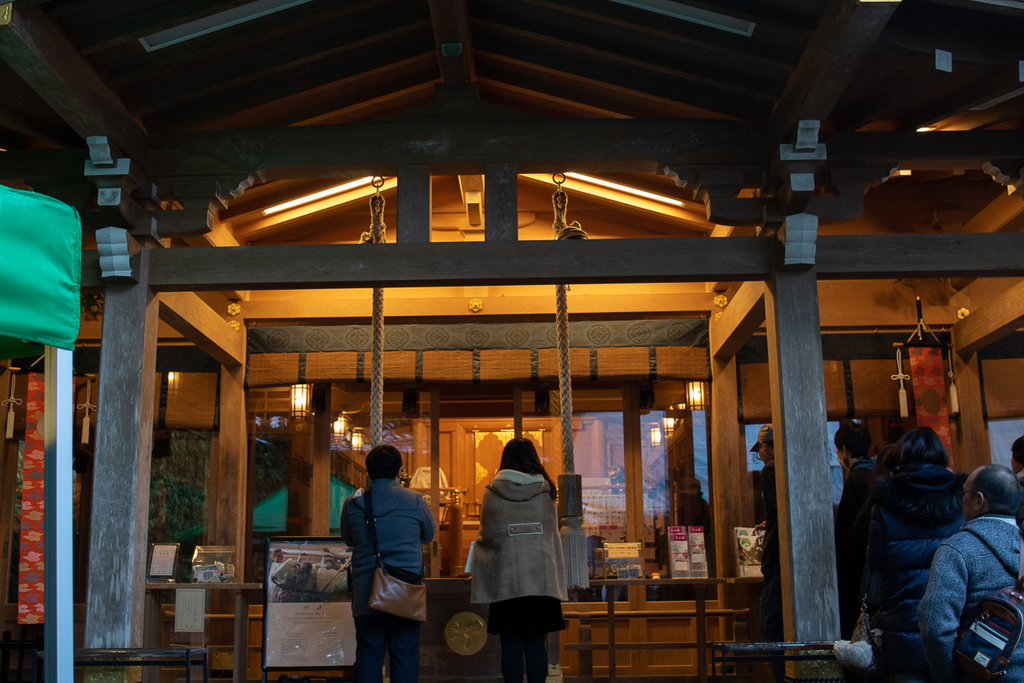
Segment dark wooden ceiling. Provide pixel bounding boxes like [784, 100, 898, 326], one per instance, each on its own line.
[1, 0, 1022, 151]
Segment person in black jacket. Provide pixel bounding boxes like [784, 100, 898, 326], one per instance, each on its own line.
[751, 424, 783, 683]
[833, 421, 873, 638]
[866, 427, 965, 683]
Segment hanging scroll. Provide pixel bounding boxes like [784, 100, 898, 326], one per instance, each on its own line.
[907, 347, 953, 455]
[18, 373, 45, 624]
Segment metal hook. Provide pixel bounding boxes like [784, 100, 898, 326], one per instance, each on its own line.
[552, 173, 566, 188]
[371, 176, 384, 196]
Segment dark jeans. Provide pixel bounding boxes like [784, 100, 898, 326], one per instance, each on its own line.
[499, 632, 548, 683]
[353, 612, 422, 683]
[760, 566, 785, 683]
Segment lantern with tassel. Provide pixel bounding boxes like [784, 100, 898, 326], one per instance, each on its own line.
[3, 372, 21, 439]
[77, 378, 96, 445]
[892, 349, 910, 419]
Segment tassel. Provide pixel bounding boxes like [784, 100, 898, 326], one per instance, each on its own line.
[81, 413, 90, 445]
[946, 348, 959, 416]
[893, 349, 910, 419]
[3, 373, 19, 439]
[77, 378, 96, 445]
[898, 386, 909, 419]
[560, 517, 590, 589]
[5, 407, 12, 440]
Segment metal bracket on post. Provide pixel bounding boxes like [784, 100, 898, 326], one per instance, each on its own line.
[95, 227, 141, 281]
[778, 213, 819, 267]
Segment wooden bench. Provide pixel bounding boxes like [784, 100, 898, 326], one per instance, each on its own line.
[35, 646, 209, 683]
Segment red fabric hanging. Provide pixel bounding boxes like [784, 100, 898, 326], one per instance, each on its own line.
[907, 347, 953, 456]
[18, 373, 45, 624]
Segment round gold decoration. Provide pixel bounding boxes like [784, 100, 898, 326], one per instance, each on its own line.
[227, 303, 242, 316]
[445, 611, 487, 656]
[957, 307, 970, 319]
[469, 298, 484, 313]
[713, 294, 729, 308]
[228, 320, 241, 331]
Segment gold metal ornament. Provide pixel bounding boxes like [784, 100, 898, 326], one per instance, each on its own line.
[0, 3, 12, 28]
[469, 298, 483, 313]
[715, 312, 723, 321]
[444, 611, 487, 656]
[228, 320, 241, 331]
[956, 307, 970, 319]
[227, 303, 241, 316]
[714, 294, 729, 308]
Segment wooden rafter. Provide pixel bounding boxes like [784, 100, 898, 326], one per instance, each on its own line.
[953, 278, 1024, 357]
[0, 4, 150, 166]
[709, 280, 766, 359]
[768, 0, 898, 142]
[158, 292, 244, 367]
[428, 0, 475, 88]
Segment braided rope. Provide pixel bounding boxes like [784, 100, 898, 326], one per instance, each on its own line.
[555, 283, 574, 474]
[363, 184, 387, 447]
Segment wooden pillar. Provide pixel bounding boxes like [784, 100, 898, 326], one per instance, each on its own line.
[311, 383, 332, 536]
[86, 248, 159, 648]
[709, 356, 748, 578]
[763, 251, 839, 642]
[214, 356, 248, 558]
[397, 165, 432, 243]
[429, 385, 441, 578]
[951, 348, 989, 472]
[513, 384, 523, 437]
[0, 368, 14, 609]
[484, 162, 518, 241]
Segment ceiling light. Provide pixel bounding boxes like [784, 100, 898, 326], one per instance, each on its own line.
[916, 127, 933, 132]
[263, 177, 375, 215]
[898, 170, 912, 176]
[139, 0, 316, 52]
[608, 0, 755, 37]
[564, 172, 683, 206]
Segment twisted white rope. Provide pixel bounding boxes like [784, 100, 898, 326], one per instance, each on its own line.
[555, 283, 574, 474]
[362, 183, 387, 448]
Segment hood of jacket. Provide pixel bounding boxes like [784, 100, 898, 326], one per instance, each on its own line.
[963, 515, 1021, 577]
[487, 469, 550, 502]
[873, 463, 965, 527]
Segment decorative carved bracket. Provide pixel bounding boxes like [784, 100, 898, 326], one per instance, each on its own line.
[778, 213, 818, 267]
[95, 227, 141, 280]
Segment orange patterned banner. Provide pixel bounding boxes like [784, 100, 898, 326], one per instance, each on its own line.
[18, 373, 45, 624]
[907, 347, 953, 456]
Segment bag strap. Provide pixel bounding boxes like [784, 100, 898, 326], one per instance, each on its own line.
[1015, 530, 1024, 594]
[364, 488, 383, 568]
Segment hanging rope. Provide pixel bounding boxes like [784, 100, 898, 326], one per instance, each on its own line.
[551, 173, 589, 589]
[3, 372, 21, 440]
[947, 347, 959, 416]
[77, 378, 96, 445]
[361, 177, 387, 447]
[892, 347, 910, 419]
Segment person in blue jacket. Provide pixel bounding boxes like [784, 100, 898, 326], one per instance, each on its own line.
[340, 445, 436, 683]
[866, 427, 965, 683]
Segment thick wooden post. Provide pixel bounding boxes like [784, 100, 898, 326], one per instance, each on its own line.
[763, 250, 840, 641]
[311, 383, 332, 536]
[397, 165, 432, 243]
[214, 354, 248, 568]
[484, 162, 518, 241]
[709, 355, 749, 577]
[86, 248, 159, 648]
[430, 385, 441, 578]
[951, 348, 989, 472]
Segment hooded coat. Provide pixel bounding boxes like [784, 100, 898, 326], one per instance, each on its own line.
[867, 463, 965, 676]
[919, 515, 1024, 683]
[471, 469, 568, 605]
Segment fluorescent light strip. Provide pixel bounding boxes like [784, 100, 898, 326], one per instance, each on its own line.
[262, 177, 375, 215]
[607, 0, 755, 37]
[564, 172, 683, 206]
[139, 0, 316, 52]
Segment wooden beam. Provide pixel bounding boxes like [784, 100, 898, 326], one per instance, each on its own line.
[311, 383, 332, 537]
[485, 163, 518, 241]
[397, 165, 432, 243]
[151, 119, 759, 179]
[85, 249, 159, 648]
[769, 0, 898, 143]
[710, 356, 750, 578]
[428, 0, 474, 88]
[953, 279, 1024, 356]
[78, 233, 1024, 291]
[764, 253, 840, 641]
[158, 292, 245, 367]
[961, 191, 1024, 233]
[820, 130, 1024, 168]
[213, 359, 248, 573]
[709, 281, 766, 359]
[950, 351, 990, 472]
[0, 5, 150, 167]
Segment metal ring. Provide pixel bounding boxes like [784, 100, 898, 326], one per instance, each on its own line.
[552, 173, 566, 185]
[371, 176, 385, 189]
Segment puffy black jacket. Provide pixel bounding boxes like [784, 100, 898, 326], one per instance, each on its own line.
[867, 463, 965, 677]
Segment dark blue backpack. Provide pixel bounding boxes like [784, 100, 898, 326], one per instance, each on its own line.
[952, 531, 1024, 681]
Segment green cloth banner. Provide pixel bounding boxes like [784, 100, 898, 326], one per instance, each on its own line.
[0, 185, 81, 360]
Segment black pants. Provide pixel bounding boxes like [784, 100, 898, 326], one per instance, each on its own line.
[499, 632, 547, 683]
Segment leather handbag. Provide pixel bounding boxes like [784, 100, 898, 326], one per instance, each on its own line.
[833, 595, 884, 676]
[364, 488, 427, 622]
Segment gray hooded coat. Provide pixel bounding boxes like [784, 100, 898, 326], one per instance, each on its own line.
[471, 469, 568, 605]
[919, 515, 1024, 683]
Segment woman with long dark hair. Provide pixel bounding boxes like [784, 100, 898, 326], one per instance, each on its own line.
[471, 438, 567, 683]
[866, 427, 965, 683]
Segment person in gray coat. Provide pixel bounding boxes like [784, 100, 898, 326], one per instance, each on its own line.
[919, 464, 1023, 683]
[340, 445, 436, 683]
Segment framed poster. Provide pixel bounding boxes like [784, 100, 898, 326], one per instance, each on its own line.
[148, 543, 179, 581]
[263, 537, 356, 671]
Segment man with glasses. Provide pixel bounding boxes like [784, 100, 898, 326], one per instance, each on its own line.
[919, 464, 1024, 683]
